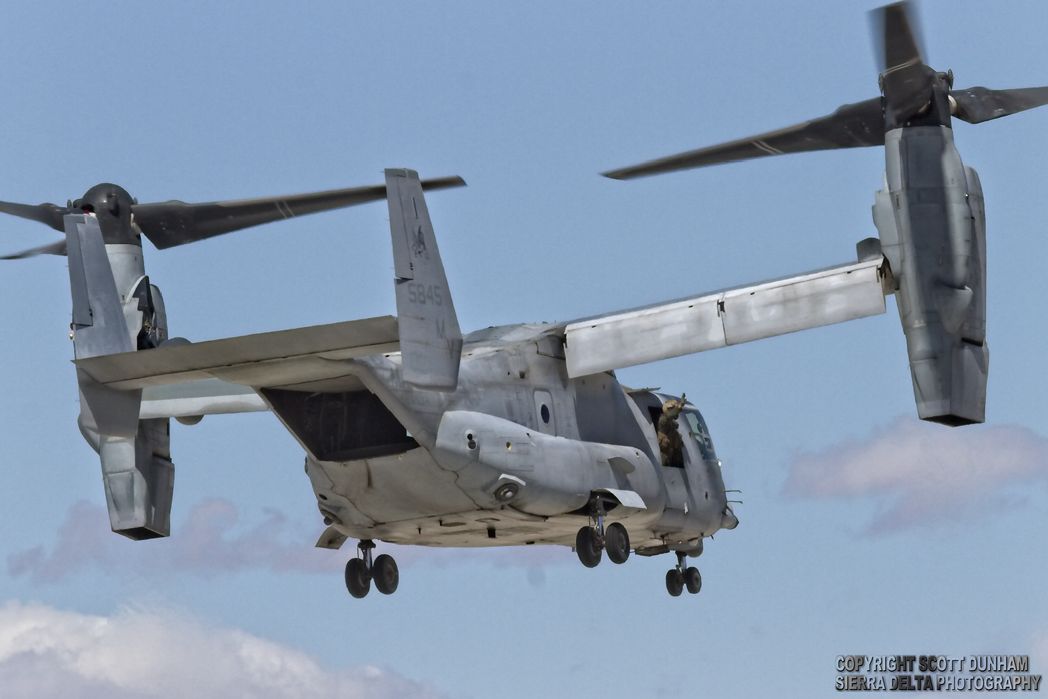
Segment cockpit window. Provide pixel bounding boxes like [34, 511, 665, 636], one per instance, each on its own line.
[683, 410, 716, 461]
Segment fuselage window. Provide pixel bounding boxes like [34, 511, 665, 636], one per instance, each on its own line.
[533, 389, 555, 434]
[684, 410, 715, 461]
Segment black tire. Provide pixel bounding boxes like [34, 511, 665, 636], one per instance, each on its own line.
[575, 526, 603, 568]
[345, 557, 371, 598]
[665, 568, 684, 597]
[605, 522, 630, 564]
[684, 566, 702, 594]
[373, 554, 399, 595]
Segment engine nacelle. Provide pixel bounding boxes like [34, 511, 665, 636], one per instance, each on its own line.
[66, 213, 175, 539]
[875, 126, 988, 425]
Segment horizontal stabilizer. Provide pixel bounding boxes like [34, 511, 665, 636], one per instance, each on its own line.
[565, 257, 889, 377]
[77, 316, 399, 390]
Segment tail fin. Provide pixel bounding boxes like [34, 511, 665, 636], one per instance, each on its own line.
[385, 168, 462, 390]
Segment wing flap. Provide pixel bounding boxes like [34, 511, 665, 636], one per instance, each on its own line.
[565, 257, 889, 377]
[76, 315, 399, 390]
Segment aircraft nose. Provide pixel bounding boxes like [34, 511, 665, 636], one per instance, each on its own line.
[721, 505, 739, 530]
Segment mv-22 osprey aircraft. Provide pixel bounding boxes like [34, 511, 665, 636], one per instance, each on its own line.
[2, 1, 1045, 598]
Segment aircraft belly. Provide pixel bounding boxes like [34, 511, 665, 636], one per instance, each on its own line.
[309, 447, 476, 525]
[350, 509, 668, 550]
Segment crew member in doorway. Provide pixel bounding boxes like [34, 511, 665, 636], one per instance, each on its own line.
[657, 394, 686, 466]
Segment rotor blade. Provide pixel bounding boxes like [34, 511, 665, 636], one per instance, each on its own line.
[602, 98, 884, 180]
[0, 239, 67, 260]
[952, 86, 1048, 124]
[132, 175, 468, 250]
[871, 1, 932, 123]
[0, 201, 69, 232]
[871, 1, 924, 75]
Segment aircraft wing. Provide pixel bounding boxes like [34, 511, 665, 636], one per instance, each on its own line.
[75, 315, 399, 391]
[564, 256, 890, 377]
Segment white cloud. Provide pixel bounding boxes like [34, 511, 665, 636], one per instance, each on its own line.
[7, 499, 341, 584]
[783, 418, 1048, 533]
[8, 499, 564, 584]
[0, 601, 442, 699]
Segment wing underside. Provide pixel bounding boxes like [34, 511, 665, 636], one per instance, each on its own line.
[140, 379, 269, 419]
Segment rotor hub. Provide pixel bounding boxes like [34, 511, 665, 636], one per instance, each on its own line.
[71, 183, 139, 246]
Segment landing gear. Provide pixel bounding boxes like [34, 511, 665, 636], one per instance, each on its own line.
[345, 540, 400, 598]
[666, 551, 701, 597]
[574, 498, 631, 568]
[684, 566, 702, 594]
[373, 554, 399, 595]
[665, 568, 684, 596]
[345, 557, 371, 598]
[605, 522, 630, 564]
[575, 526, 602, 568]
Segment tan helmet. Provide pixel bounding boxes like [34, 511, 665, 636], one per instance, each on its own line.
[661, 393, 687, 417]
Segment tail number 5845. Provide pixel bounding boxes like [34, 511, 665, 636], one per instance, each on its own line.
[406, 283, 444, 306]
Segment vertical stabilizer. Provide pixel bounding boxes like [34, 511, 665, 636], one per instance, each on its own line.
[385, 168, 462, 390]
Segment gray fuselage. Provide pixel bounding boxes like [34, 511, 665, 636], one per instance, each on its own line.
[261, 323, 735, 555]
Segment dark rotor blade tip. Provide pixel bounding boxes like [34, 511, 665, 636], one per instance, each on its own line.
[421, 175, 467, 188]
[0, 239, 68, 260]
[871, 0, 925, 73]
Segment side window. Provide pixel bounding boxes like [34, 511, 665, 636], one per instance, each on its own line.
[533, 390, 555, 435]
[684, 411, 715, 461]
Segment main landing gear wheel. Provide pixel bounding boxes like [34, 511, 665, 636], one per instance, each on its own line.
[575, 526, 603, 568]
[605, 522, 630, 564]
[684, 566, 701, 594]
[345, 557, 371, 599]
[574, 497, 631, 568]
[665, 568, 684, 597]
[344, 540, 400, 598]
[373, 554, 399, 595]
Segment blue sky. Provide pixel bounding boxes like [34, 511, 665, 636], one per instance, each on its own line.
[0, 1, 1046, 697]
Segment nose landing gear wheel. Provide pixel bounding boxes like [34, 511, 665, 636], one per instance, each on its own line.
[665, 568, 684, 597]
[666, 551, 700, 597]
[575, 526, 603, 568]
[684, 566, 701, 594]
[604, 522, 630, 564]
[345, 557, 371, 598]
[373, 554, 399, 595]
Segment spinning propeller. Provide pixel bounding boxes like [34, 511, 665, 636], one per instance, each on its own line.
[0, 176, 466, 259]
[602, 1, 1048, 180]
